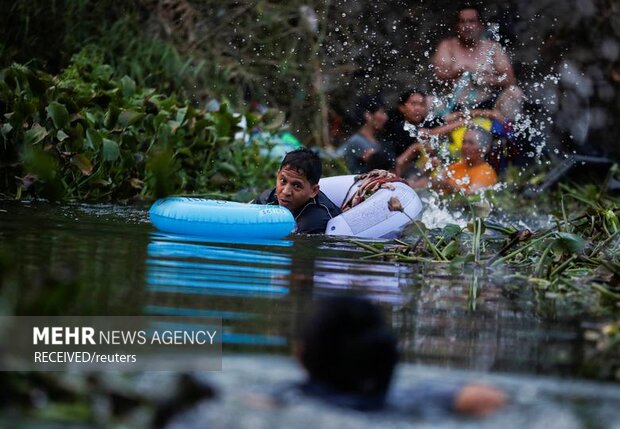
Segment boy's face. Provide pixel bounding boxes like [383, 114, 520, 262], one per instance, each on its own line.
[276, 166, 319, 212]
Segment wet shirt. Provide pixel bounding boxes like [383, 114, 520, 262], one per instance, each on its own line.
[254, 189, 342, 234]
[338, 133, 378, 174]
[445, 160, 497, 193]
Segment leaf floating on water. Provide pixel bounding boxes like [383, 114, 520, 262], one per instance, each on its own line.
[553, 232, 587, 254]
[441, 240, 459, 260]
[403, 220, 428, 237]
[450, 254, 476, 265]
[442, 224, 463, 240]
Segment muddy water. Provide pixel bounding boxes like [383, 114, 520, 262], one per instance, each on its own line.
[0, 200, 618, 427]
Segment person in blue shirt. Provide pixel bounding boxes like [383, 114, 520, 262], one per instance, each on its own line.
[339, 96, 390, 174]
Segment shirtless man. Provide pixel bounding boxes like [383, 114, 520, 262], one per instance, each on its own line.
[431, 5, 523, 119]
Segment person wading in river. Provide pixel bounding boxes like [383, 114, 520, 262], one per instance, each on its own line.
[338, 95, 390, 174]
[253, 148, 341, 234]
[431, 4, 523, 120]
[292, 295, 507, 416]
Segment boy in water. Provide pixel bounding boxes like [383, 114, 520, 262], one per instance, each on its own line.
[254, 148, 341, 234]
[296, 296, 506, 416]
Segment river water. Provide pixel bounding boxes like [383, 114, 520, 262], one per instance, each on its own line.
[0, 200, 618, 428]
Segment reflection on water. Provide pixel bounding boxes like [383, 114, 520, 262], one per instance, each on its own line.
[313, 257, 407, 303]
[145, 234, 291, 348]
[0, 201, 612, 380]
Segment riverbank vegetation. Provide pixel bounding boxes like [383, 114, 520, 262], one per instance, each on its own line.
[0, 1, 618, 426]
[353, 182, 620, 315]
[0, 53, 295, 201]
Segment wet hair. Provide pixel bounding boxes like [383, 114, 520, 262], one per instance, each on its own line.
[397, 89, 425, 106]
[300, 295, 398, 397]
[280, 148, 322, 185]
[353, 95, 385, 128]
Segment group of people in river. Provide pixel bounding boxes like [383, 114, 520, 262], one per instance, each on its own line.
[338, 3, 523, 195]
[255, 4, 524, 236]
[248, 5, 510, 417]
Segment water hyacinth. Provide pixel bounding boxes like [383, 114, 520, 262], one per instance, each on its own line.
[0, 58, 286, 201]
[351, 185, 620, 316]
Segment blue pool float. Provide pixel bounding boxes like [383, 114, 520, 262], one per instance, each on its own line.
[149, 197, 295, 239]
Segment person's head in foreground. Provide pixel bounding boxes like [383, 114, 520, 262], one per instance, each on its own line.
[456, 4, 485, 45]
[461, 127, 492, 166]
[298, 295, 398, 407]
[397, 89, 429, 125]
[297, 295, 506, 416]
[276, 148, 322, 212]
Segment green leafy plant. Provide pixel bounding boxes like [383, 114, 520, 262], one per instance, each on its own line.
[349, 186, 620, 317]
[0, 56, 286, 201]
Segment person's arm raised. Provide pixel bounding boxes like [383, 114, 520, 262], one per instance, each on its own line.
[425, 120, 467, 137]
[468, 108, 505, 122]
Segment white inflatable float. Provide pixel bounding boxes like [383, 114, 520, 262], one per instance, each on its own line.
[319, 175, 423, 239]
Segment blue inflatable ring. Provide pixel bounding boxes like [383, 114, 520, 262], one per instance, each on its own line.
[150, 197, 295, 239]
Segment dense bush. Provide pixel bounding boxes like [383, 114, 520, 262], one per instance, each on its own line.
[0, 50, 283, 201]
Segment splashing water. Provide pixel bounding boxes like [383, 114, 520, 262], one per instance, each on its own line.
[419, 192, 467, 229]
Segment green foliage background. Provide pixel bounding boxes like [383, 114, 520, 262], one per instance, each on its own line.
[0, 50, 285, 201]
